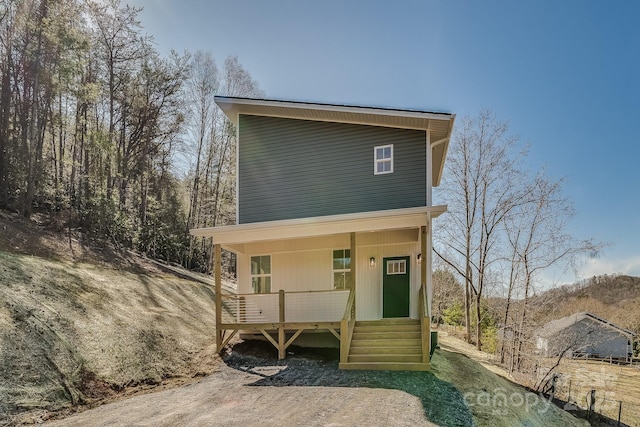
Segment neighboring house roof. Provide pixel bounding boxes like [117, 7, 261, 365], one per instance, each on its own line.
[214, 96, 455, 187]
[536, 312, 636, 339]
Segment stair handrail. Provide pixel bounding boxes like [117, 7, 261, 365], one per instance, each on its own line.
[419, 283, 430, 363]
[340, 288, 356, 364]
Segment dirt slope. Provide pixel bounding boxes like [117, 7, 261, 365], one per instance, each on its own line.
[0, 213, 226, 424]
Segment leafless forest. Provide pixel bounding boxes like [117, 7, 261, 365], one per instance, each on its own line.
[0, 0, 261, 270]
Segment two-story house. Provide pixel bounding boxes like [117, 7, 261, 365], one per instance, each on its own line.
[191, 97, 455, 370]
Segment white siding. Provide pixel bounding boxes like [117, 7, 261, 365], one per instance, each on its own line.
[273, 250, 332, 292]
[237, 229, 424, 321]
[356, 242, 420, 320]
[238, 236, 347, 294]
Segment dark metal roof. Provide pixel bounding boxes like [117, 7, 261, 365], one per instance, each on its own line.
[214, 96, 453, 118]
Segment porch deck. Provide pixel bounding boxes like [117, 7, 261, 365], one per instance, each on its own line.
[215, 285, 432, 371]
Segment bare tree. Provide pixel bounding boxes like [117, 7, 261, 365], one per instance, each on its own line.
[503, 174, 601, 371]
[0, 1, 264, 268]
[183, 54, 262, 270]
[431, 266, 464, 326]
[87, 0, 147, 203]
[185, 50, 218, 233]
[435, 110, 529, 350]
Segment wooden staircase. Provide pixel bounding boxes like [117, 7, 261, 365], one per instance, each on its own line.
[339, 318, 429, 371]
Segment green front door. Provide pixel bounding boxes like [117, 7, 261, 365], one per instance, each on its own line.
[382, 256, 410, 318]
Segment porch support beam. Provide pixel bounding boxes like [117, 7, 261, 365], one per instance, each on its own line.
[350, 232, 356, 318]
[426, 213, 433, 313]
[220, 329, 238, 350]
[215, 243, 223, 353]
[426, 130, 432, 206]
[253, 326, 342, 358]
[284, 329, 305, 349]
[278, 290, 285, 359]
[259, 329, 280, 350]
[220, 322, 342, 330]
[420, 225, 431, 364]
[421, 226, 427, 291]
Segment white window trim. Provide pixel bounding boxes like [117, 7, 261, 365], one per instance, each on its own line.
[332, 248, 351, 289]
[374, 144, 394, 175]
[387, 259, 406, 275]
[250, 254, 271, 293]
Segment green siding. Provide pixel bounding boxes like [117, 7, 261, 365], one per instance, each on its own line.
[238, 115, 427, 224]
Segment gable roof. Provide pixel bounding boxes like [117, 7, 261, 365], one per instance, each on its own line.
[214, 96, 455, 187]
[536, 312, 636, 338]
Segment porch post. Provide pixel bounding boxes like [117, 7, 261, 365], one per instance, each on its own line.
[278, 289, 285, 359]
[421, 226, 427, 289]
[421, 225, 431, 363]
[214, 243, 223, 353]
[350, 232, 357, 318]
[426, 130, 432, 206]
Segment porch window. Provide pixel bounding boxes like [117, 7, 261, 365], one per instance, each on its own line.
[333, 249, 351, 289]
[374, 144, 393, 175]
[251, 255, 271, 293]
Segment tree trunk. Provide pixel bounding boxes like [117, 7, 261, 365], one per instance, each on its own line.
[0, 53, 10, 207]
[464, 248, 472, 343]
[515, 273, 532, 371]
[475, 293, 482, 350]
[23, 0, 49, 216]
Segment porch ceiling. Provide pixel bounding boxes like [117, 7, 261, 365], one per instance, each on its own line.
[190, 206, 446, 251]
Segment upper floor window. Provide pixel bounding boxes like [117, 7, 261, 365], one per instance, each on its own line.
[332, 249, 351, 289]
[251, 255, 271, 293]
[374, 144, 393, 175]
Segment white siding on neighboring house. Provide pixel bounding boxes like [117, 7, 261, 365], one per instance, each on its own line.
[567, 319, 630, 358]
[536, 313, 635, 360]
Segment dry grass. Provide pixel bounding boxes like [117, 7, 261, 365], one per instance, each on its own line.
[438, 328, 640, 426]
[540, 358, 640, 426]
[0, 213, 229, 424]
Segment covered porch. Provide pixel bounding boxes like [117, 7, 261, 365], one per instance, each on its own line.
[191, 206, 445, 370]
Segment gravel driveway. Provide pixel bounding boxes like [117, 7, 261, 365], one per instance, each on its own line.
[44, 342, 446, 427]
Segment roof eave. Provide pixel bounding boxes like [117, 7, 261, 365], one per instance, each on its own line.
[215, 96, 455, 187]
[190, 206, 447, 246]
[214, 96, 454, 127]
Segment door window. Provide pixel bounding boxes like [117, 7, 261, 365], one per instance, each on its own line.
[386, 259, 406, 275]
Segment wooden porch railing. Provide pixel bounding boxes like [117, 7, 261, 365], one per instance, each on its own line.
[340, 288, 356, 364]
[419, 283, 431, 363]
[220, 289, 350, 324]
[217, 288, 350, 359]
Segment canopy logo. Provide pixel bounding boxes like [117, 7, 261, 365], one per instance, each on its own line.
[463, 388, 553, 415]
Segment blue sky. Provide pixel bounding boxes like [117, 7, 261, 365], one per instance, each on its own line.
[132, 0, 640, 283]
